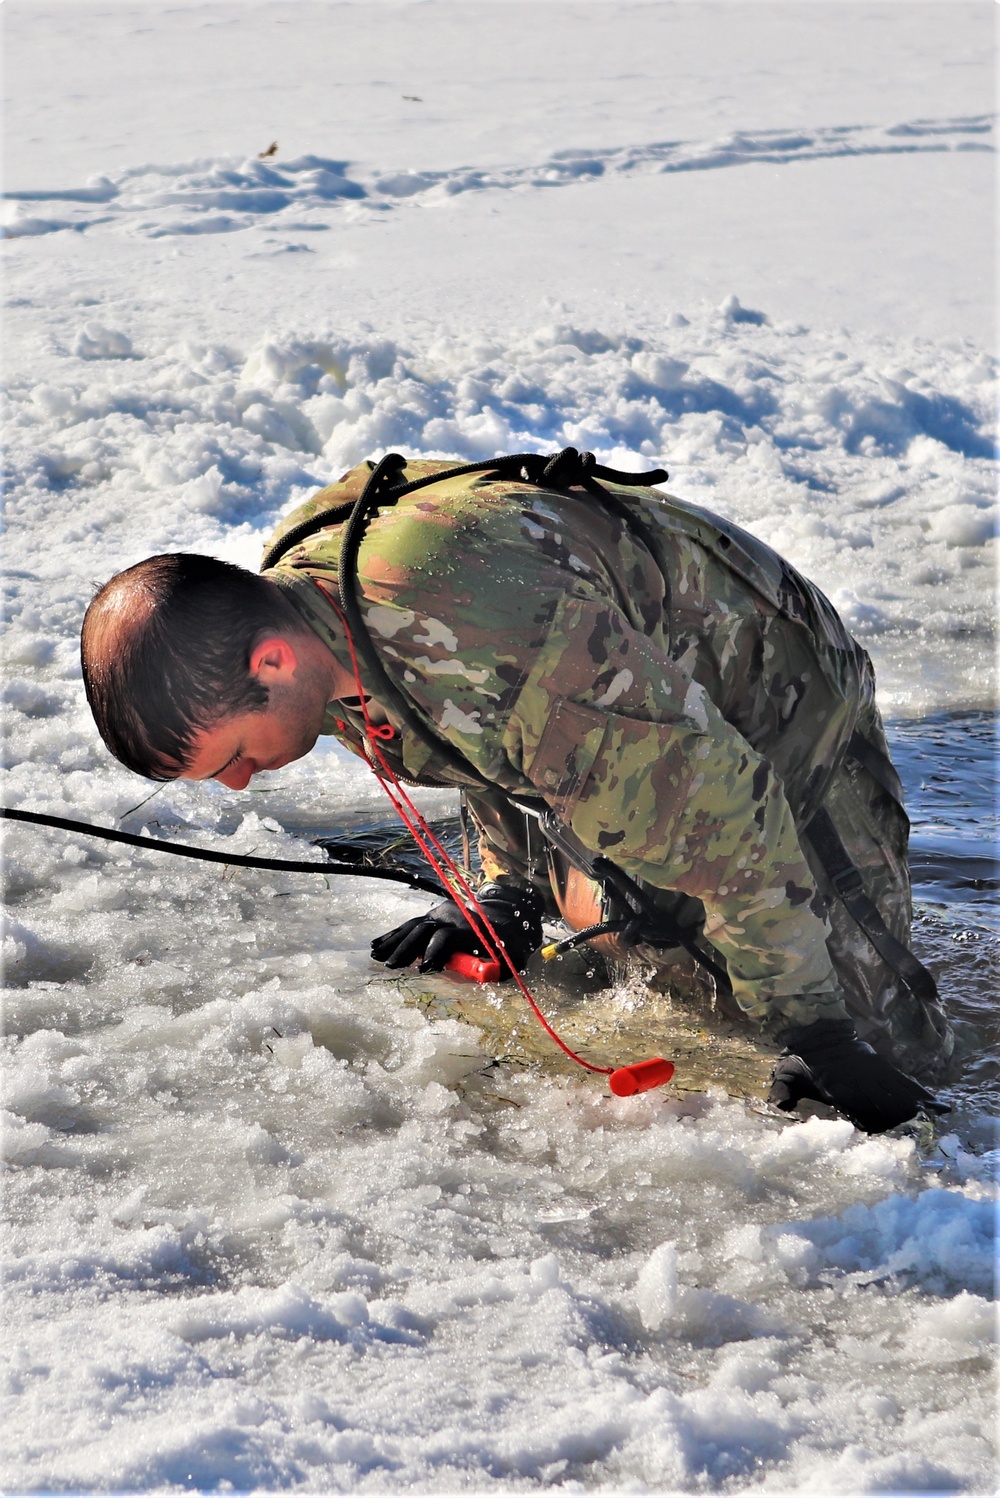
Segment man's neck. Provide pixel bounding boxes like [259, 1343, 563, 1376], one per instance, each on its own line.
[338, 692, 390, 725]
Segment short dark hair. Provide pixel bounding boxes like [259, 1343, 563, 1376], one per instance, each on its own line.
[81, 553, 306, 779]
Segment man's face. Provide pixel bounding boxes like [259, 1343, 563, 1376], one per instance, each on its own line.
[176, 699, 323, 790]
[175, 632, 342, 790]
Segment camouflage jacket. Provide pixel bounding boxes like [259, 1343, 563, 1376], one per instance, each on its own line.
[263, 458, 872, 1032]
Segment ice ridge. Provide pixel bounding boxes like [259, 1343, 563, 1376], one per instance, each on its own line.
[2, 114, 993, 240]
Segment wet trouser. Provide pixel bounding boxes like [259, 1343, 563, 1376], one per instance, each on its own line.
[635, 699, 955, 1083]
[800, 698, 954, 1083]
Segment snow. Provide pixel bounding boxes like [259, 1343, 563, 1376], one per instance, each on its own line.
[2, 2, 997, 1493]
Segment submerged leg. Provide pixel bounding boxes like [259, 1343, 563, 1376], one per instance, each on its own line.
[803, 703, 954, 1082]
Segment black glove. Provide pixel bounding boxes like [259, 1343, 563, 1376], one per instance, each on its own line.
[370, 882, 544, 978]
[768, 1018, 950, 1134]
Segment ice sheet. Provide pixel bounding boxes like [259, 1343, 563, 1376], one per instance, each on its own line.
[2, 3, 996, 1493]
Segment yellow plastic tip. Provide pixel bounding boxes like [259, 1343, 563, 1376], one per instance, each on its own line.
[540, 943, 559, 961]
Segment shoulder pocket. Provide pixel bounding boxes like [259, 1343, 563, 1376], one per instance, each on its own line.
[523, 698, 608, 819]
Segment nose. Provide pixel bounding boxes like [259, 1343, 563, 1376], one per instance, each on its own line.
[216, 761, 255, 790]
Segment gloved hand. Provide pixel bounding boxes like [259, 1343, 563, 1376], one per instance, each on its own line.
[370, 882, 544, 978]
[768, 1017, 950, 1134]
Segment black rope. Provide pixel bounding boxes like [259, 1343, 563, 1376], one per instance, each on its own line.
[264, 449, 671, 781]
[591, 854, 733, 991]
[538, 448, 672, 624]
[331, 447, 671, 791]
[546, 919, 628, 955]
[529, 804, 733, 988]
[260, 447, 668, 576]
[336, 455, 498, 791]
[0, 806, 445, 895]
[260, 497, 357, 573]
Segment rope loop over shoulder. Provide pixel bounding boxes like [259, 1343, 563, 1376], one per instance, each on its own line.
[317, 447, 672, 790]
[261, 447, 669, 573]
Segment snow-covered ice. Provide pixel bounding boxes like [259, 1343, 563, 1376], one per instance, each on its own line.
[2, 2, 996, 1493]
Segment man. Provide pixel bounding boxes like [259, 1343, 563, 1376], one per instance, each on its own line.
[81, 449, 951, 1133]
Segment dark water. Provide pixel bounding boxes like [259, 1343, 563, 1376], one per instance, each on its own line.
[887, 712, 999, 1128]
[891, 712, 999, 925]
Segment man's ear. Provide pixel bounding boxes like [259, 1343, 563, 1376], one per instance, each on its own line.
[249, 636, 299, 681]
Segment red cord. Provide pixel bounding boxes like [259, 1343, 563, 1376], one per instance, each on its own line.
[317, 581, 613, 1076]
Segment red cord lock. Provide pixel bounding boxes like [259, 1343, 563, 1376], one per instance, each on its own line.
[444, 952, 503, 984]
[608, 1057, 675, 1096]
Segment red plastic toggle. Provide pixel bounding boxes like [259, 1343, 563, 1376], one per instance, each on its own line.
[444, 952, 503, 984]
[608, 1057, 675, 1097]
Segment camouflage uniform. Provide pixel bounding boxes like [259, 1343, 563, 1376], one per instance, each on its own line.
[262, 459, 951, 1077]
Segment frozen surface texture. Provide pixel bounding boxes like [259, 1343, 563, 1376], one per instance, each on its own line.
[5, 310, 995, 715]
[2, 2, 997, 1493]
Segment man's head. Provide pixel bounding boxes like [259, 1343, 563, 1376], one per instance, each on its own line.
[81, 554, 340, 784]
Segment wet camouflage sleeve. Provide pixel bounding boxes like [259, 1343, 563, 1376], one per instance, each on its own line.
[266, 461, 858, 1030]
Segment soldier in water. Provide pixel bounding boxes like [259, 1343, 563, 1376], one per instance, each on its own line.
[80, 450, 952, 1133]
